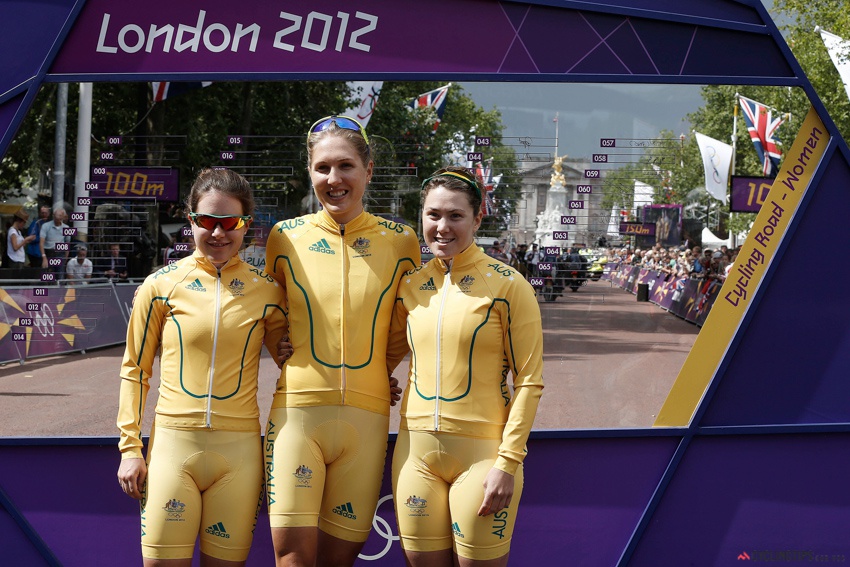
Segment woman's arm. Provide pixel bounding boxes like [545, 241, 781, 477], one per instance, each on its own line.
[117, 278, 165, 460]
[10, 229, 34, 251]
[479, 279, 545, 515]
[497, 279, 544, 474]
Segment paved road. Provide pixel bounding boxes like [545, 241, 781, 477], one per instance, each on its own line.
[532, 279, 699, 429]
[0, 279, 698, 437]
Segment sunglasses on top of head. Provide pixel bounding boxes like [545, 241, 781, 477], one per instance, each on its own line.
[189, 213, 252, 232]
[307, 115, 369, 144]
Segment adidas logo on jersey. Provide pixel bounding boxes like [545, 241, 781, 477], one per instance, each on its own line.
[204, 522, 231, 539]
[308, 238, 335, 254]
[185, 278, 206, 292]
[452, 521, 465, 538]
[419, 277, 436, 291]
[332, 502, 357, 520]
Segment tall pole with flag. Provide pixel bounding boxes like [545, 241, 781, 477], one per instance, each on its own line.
[730, 94, 740, 248]
[553, 112, 559, 157]
[151, 81, 213, 102]
[694, 131, 733, 205]
[476, 158, 500, 217]
[731, 93, 739, 177]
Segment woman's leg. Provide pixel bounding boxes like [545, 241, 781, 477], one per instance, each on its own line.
[393, 431, 456, 567]
[271, 526, 318, 567]
[266, 408, 325, 566]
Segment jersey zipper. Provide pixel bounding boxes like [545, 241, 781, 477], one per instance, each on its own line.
[434, 260, 452, 431]
[206, 269, 223, 428]
[339, 224, 347, 403]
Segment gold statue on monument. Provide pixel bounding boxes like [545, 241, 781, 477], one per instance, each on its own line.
[551, 154, 566, 186]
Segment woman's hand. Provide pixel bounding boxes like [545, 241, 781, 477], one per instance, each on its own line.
[117, 458, 147, 500]
[477, 467, 514, 516]
[276, 335, 293, 368]
[388, 375, 402, 406]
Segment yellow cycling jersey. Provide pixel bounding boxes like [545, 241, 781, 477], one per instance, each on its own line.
[117, 251, 288, 459]
[392, 244, 544, 475]
[265, 209, 420, 416]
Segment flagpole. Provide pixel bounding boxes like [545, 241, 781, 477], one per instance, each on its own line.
[553, 112, 559, 156]
[731, 93, 739, 177]
[729, 94, 739, 248]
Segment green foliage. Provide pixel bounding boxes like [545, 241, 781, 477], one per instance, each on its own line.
[601, 131, 693, 216]
[0, 84, 60, 198]
[775, 0, 850, 141]
[362, 82, 519, 235]
[601, 1, 850, 243]
[0, 81, 352, 212]
[0, 80, 516, 236]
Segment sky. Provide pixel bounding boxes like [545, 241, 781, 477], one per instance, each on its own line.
[458, 0, 779, 161]
[457, 82, 704, 160]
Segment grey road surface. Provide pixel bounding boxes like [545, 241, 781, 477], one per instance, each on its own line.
[0, 279, 699, 438]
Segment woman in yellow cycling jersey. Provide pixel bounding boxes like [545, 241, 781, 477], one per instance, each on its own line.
[391, 166, 544, 567]
[117, 168, 287, 567]
[263, 116, 420, 566]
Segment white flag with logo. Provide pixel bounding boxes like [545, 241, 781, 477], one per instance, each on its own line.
[343, 81, 383, 128]
[817, 27, 850, 103]
[633, 180, 654, 213]
[694, 131, 732, 203]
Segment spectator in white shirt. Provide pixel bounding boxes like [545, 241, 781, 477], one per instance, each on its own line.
[66, 244, 93, 282]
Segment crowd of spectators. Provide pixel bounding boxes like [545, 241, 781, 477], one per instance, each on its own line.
[1, 205, 132, 283]
[605, 243, 741, 283]
[480, 240, 744, 287]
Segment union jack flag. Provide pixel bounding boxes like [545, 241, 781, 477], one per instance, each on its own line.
[410, 84, 450, 134]
[475, 159, 500, 216]
[738, 95, 786, 177]
[151, 81, 213, 102]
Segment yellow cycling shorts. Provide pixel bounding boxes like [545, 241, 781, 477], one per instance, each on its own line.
[391, 429, 524, 561]
[264, 405, 389, 542]
[140, 425, 264, 561]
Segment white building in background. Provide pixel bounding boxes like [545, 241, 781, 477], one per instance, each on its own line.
[511, 156, 607, 249]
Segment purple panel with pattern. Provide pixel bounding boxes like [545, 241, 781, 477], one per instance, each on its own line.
[47, 0, 793, 80]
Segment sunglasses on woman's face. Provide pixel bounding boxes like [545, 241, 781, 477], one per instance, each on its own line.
[188, 213, 252, 231]
[308, 115, 369, 144]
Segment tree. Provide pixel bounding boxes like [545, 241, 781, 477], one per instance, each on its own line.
[774, 0, 850, 141]
[363, 82, 520, 236]
[678, 1, 850, 238]
[0, 82, 352, 208]
[1, 80, 517, 242]
[601, 131, 696, 218]
[0, 84, 62, 198]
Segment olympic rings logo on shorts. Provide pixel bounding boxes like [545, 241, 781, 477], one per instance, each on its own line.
[357, 494, 399, 562]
